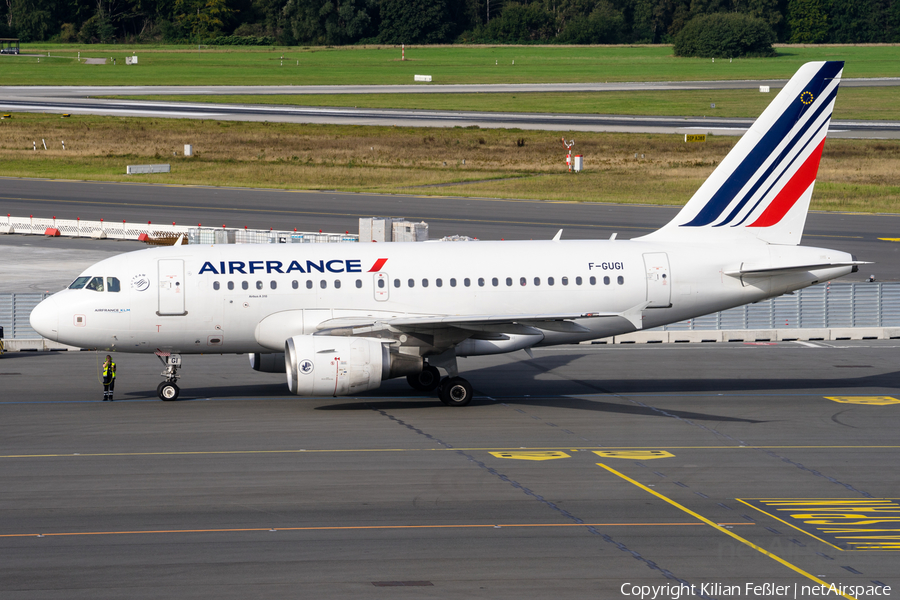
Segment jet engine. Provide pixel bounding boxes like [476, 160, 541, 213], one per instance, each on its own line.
[249, 352, 285, 373]
[285, 335, 422, 396]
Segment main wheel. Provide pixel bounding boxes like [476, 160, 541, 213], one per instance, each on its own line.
[438, 377, 473, 407]
[407, 365, 441, 392]
[157, 382, 180, 401]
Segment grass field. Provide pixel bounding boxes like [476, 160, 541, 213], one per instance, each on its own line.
[2, 44, 898, 86]
[117, 86, 900, 121]
[2, 113, 897, 213]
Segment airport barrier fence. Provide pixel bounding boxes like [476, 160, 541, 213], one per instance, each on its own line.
[1, 215, 359, 244]
[3, 282, 900, 344]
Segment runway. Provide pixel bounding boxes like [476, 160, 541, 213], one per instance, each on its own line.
[1, 177, 898, 285]
[3, 96, 898, 138]
[1, 341, 898, 598]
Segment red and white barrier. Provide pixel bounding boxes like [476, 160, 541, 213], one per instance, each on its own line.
[1, 214, 360, 244]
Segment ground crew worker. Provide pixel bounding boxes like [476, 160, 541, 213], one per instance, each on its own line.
[102, 355, 116, 401]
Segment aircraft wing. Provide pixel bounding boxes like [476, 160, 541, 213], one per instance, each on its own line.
[316, 302, 650, 334]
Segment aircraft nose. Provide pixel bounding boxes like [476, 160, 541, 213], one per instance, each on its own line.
[30, 295, 60, 342]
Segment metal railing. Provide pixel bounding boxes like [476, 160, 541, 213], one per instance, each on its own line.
[3, 283, 899, 341]
[0, 293, 49, 339]
[660, 282, 900, 330]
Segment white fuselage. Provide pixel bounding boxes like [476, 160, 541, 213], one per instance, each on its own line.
[31, 238, 854, 355]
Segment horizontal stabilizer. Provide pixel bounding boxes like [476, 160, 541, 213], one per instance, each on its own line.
[724, 261, 869, 277]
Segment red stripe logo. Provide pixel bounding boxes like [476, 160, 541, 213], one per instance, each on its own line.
[368, 258, 389, 272]
[749, 139, 826, 228]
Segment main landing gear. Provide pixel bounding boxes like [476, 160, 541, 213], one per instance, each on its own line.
[155, 352, 182, 401]
[407, 362, 474, 407]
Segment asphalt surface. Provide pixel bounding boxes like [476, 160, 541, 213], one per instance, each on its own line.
[1, 342, 899, 598]
[3, 78, 900, 138]
[1, 178, 898, 284]
[4, 77, 900, 96]
[3, 96, 898, 138]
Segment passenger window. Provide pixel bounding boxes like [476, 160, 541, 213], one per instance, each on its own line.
[256, 281, 263, 290]
[86, 277, 104, 292]
[603, 276, 610, 285]
[270, 281, 277, 290]
[228, 281, 235, 290]
[422, 279, 429, 288]
[450, 278, 457, 287]
[520, 277, 526, 286]
[377, 279, 385, 289]
[548, 277, 555, 286]
[107, 277, 121, 292]
[478, 278, 485, 287]
[590, 276, 596, 285]
[464, 278, 471, 287]
[69, 276, 90, 290]
[320, 280, 327, 289]
[394, 279, 400, 288]
[562, 277, 569, 286]
[213, 281, 220, 291]
[408, 279, 415, 288]
[292, 280, 299, 289]
[534, 277, 540, 286]
[306, 280, 313, 289]
[356, 279, 363, 289]
[491, 277, 498, 287]
[436, 278, 443, 288]
[575, 276, 582, 285]
[242, 281, 249, 290]
[617, 276, 625, 285]
[506, 277, 512, 286]
[334, 280, 341, 289]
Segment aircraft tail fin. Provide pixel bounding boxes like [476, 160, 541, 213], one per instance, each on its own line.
[640, 61, 843, 246]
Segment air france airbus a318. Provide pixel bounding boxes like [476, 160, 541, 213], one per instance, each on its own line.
[31, 61, 864, 406]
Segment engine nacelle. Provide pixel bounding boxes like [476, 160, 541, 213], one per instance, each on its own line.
[249, 353, 285, 373]
[285, 336, 422, 396]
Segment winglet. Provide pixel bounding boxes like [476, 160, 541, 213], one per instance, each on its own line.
[552, 229, 563, 242]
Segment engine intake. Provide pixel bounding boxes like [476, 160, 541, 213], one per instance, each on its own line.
[285, 336, 422, 396]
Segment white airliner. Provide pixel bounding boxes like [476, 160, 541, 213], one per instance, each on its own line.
[30, 61, 863, 405]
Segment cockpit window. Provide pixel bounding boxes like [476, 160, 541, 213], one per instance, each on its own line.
[107, 277, 121, 292]
[85, 277, 104, 292]
[69, 276, 91, 290]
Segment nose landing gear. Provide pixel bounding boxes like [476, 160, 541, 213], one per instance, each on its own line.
[155, 352, 182, 401]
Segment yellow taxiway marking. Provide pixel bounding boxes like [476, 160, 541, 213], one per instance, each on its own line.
[3, 445, 900, 459]
[0, 521, 754, 539]
[739, 498, 900, 551]
[490, 451, 570, 461]
[878, 238, 900, 242]
[594, 450, 674, 460]
[597, 463, 859, 600]
[826, 396, 900, 405]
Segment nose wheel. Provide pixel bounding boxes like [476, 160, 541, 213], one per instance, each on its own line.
[157, 381, 180, 401]
[155, 352, 182, 401]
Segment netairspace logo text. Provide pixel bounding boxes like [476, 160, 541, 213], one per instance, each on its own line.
[620, 582, 891, 599]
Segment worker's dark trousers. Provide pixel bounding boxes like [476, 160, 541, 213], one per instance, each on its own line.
[103, 378, 115, 401]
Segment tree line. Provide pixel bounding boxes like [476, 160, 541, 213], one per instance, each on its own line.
[3, 0, 899, 47]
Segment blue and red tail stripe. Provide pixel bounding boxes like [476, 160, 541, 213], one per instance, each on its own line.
[681, 61, 843, 228]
